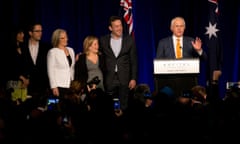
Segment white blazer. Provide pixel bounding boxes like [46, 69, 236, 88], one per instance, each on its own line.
[47, 47, 75, 89]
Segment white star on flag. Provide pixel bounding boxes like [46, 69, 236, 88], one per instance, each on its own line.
[205, 22, 219, 39]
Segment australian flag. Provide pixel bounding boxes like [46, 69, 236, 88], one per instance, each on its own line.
[119, 0, 134, 37]
[205, 0, 223, 81]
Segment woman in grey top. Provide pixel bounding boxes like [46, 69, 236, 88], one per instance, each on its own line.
[74, 35, 105, 91]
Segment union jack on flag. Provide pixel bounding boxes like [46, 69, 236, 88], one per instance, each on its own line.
[120, 0, 134, 36]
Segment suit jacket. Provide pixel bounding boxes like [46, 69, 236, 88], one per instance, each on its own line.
[156, 36, 207, 60]
[99, 34, 138, 87]
[47, 47, 75, 89]
[21, 41, 51, 95]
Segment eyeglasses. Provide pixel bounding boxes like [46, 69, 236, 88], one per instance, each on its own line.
[33, 30, 42, 32]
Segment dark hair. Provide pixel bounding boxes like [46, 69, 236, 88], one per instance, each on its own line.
[134, 84, 152, 104]
[27, 22, 42, 32]
[108, 15, 122, 26]
[9, 26, 25, 50]
[14, 27, 24, 34]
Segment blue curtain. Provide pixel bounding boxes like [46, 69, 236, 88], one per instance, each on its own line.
[2, 0, 240, 98]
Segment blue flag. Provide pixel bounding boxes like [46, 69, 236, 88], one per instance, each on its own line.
[205, 0, 223, 80]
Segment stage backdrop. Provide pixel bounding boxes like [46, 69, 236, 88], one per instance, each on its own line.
[1, 0, 240, 98]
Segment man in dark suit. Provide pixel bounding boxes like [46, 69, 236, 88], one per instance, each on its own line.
[99, 16, 138, 112]
[155, 16, 207, 97]
[99, 16, 138, 143]
[156, 16, 207, 59]
[21, 23, 51, 107]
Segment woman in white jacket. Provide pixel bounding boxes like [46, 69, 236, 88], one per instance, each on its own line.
[47, 29, 75, 98]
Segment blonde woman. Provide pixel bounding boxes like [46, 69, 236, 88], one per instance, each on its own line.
[74, 35, 105, 91]
[74, 35, 108, 144]
[47, 29, 75, 98]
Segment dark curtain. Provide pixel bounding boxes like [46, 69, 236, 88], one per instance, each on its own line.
[1, 0, 240, 98]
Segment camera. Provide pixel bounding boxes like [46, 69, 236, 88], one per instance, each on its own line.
[113, 98, 120, 111]
[87, 76, 101, 88]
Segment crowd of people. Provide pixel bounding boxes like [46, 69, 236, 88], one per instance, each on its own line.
[0, 15, 239, 144]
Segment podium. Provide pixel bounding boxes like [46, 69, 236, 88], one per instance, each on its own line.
[154, 58, 200, 97]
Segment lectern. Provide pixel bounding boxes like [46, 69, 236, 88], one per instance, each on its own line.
[154, 58, 200, 97]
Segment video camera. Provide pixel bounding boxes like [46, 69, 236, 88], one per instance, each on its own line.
[87, 76, 101, 88]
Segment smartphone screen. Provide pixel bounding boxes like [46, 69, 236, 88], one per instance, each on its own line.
[47, 97, 59, 105]
[113, 98, 120, 111]
[47, 97, 59, 110]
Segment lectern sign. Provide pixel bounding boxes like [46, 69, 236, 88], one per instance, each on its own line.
[154, 59, 200, 74]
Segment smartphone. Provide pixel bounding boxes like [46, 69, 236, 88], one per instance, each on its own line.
[144, 92, 152, 98]
[47, 97, 59, 105]
[113, 98, 120, 111]
[47, 97, 59, 110]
